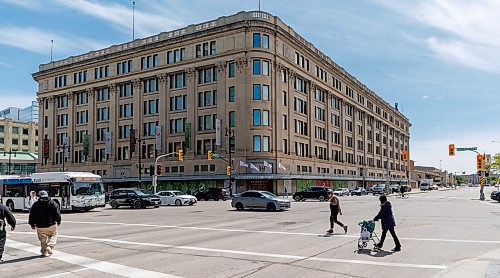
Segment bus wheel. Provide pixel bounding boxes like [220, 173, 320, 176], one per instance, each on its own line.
[6, 200, 14, 211]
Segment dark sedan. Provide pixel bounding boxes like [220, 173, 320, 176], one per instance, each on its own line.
[350, 187, 367, 196]
[491, 191, 500, 202]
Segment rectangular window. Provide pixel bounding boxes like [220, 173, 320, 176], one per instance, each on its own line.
[282, 91, 287, 106]
[229, 111, 235, 127]
[263, 136, 270, 152]
[282, 114, 287, 130]
[253, 59, 261, 75]
[253, 135, 261, 152]
[262, 60, 269, 76]
[262, 110, 269, 126]
[210, 41, 216, 55]
[253, 33, 261, 47]
[228, 86, 235, 102]
[253, 109, 261, 126]
[263, 34, 269, 49]
[253, 84, 261, 100]
[228, 62, 235, 78]
[262, 85, 270, 101]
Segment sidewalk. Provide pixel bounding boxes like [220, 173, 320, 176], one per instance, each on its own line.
[433, 247, 500, 278]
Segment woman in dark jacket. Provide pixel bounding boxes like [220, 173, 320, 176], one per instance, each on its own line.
[373, 195, 401, 251]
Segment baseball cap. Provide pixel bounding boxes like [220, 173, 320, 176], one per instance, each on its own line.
[38, 190, 49, 198]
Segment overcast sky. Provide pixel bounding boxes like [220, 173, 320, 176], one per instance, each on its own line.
[1, 0, 499, 174]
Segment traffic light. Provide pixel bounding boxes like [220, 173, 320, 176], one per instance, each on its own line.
[449, 144, 455, 156]
[402, 150, 408, 161]
[477, 154, 484, 171]
[178, 149, 184, 161]
[208, 150, 213, 160]
[226, 165, 231, 176]
[149, 165, 155, 176]
[486, 171, 490, 177]
[156, 164, 163, 176]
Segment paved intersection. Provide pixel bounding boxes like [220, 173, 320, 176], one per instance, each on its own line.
[2, 187, 500, 277]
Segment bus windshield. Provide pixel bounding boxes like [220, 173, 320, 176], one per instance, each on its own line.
[72, 182, 104, 196]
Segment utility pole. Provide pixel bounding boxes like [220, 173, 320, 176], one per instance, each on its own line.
[153, 152, 177, 194]
[226, 127, 235, 196]
[3, 150, 17, 174]
[57, 142, 69, 172]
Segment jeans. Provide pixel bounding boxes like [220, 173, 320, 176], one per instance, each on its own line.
[330, 212, 344, 229]
[0, 231, 6, 258]
[379, 227, 401, 248]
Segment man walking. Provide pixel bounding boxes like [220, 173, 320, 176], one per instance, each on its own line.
[28, 190, 61, 257]
[373, 195, 401, 251]
[0, 203, 16, 262]
[327, 191, 348, 234]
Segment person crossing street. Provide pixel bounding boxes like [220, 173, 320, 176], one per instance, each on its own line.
[0, 203, 16, 262]
[28, 190, 61, 257]
[373, 195, 401, 251]
[327, 191, 348, 234]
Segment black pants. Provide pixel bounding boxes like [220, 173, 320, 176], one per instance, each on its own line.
[330, 212, 344, 229]
[0, 231, 6, 258]
[379, 227, 401, 248]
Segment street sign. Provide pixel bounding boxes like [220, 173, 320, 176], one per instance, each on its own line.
[456, 147, 477, 151]
[212, 153, 220, 158]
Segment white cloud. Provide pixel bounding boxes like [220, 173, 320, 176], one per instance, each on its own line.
[1, 0, 44, 10]
[51, 0, 184, 37]
[422, 95, 428, 99]
[0, 26, 108, 55]
[374, 0, 500, 72]
[0, 91, 37, 109]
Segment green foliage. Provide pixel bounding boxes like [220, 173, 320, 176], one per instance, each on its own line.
[491, 154, 500, 174]
[455, 176, 465, 184]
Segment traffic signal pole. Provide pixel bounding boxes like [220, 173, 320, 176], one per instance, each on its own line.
[153, 152, 178, 194]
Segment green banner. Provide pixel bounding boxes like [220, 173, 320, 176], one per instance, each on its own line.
[184, 122, 191, 149]
[83, 134, 90, 156]
[456, 147, 477, 151]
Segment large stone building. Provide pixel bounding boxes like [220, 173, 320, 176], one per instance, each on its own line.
[32, 11, 411, 193]
[0, 118, 38, 175]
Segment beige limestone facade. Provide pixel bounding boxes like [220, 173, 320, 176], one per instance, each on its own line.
[32, 11, 411, 193]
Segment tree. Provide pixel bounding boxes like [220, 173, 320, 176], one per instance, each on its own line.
[491, 154, 500, 174]
[455, 176, 465, 185]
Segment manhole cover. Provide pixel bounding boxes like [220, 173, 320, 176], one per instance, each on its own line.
[277, 222, 296, 225]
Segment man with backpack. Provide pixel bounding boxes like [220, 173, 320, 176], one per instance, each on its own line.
[29, 190, 61, 257]
[0, 203, 16, 262]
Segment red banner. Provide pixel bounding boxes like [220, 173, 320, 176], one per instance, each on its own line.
[43, 139, 50, 158]
[130, 129, 136, 152]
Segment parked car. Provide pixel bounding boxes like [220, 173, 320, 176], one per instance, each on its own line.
[350, 187, 367, 196]
[366, 185, 375, 194]
[232, 190, 291, 211]
[491, 191, 500, 202]
[109, 188, 161, 209]
[293, 186, 332, 201]
[333, 188, 350, 196]
[372, 184, 386, 195]
[430, 184, 439, 190]
[389, 184, 400, 194]
[156, 191, 197, 206]
[400, 185, 412, 192]
[195, 188, 230, 201]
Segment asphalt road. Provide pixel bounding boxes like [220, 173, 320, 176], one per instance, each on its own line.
[2, 187, 500, 278]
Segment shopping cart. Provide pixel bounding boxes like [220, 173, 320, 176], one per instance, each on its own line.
[357, 220, 380, 251]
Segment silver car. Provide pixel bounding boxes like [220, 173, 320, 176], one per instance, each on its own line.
[231, 190, 291, 211]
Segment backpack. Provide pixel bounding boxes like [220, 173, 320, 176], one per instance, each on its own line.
[0, 206, 5, 232]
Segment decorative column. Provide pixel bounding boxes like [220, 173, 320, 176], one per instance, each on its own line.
[86, 88, 96, 162]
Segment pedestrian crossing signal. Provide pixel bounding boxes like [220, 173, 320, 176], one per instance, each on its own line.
[477, 154, 484, 171]
[226, 165, 231, 176]
[178, 149, 184, 161]
[449, 144, 455, 156]
[208, 150, 213, 160]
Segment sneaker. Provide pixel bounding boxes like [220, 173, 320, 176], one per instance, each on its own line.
[392, 247, 401, 252]
[343, 226, 348, 234]
[326, 229, 333, 234]
[376, 243, 383, 249]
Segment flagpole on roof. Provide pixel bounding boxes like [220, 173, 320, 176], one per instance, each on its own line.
[132, 1, 136, 40]
[50, 40, 53, 62]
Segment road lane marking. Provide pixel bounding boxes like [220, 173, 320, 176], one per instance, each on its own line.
[10, 232, 447, 270]
[6, 239, 181, 278]
[20, 220, 500, 244]
[39, 268, 89, 278]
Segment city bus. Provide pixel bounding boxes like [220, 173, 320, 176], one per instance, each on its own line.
[29, 172, 105, 211]
[0, 176, 32, 211]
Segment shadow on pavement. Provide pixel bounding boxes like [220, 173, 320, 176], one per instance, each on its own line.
[0, 255, 42, 265]
[355, 248, 394, 257]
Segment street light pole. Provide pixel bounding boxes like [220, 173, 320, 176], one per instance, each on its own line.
[153, 152, 177, 194]
[226, 127, 235, 196]
[3, 150, 17, 174]
[57, 143, 69, 172]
